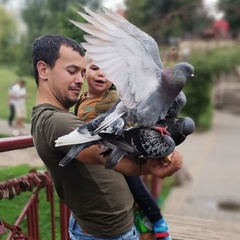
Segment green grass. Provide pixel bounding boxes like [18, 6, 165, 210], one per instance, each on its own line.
[0, 165, 62, 240]
[0, 66, 88, 123]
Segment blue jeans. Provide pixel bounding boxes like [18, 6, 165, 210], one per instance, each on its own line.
[69, 214, 139, 240]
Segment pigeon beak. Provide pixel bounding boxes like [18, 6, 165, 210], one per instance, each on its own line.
[191, 73, 194, 77]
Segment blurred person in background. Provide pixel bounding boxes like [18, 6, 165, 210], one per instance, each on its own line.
[8, 81, 20, 127]
[13, 79, 27, 136]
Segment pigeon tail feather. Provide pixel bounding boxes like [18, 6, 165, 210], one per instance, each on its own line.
[104, 147, 126, 169]
[59, 140, 100, 167]
[59, 144, 86, 166]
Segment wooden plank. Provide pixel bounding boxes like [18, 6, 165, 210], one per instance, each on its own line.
[165, 214, 240, 239]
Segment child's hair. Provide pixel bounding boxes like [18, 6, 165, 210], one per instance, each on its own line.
[85, 53, 93, 68]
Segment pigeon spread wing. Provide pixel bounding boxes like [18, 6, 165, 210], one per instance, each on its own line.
[98, 7, 164, 70]
[71, 7, 193, 132]
[71, 7, 162, 112]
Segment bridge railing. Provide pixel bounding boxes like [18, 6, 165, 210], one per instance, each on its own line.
[0, 136, 70, 240]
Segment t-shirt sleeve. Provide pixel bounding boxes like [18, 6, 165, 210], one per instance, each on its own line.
[43, 111, 84, 155]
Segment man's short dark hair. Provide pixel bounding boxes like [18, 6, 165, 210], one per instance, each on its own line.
[32, 35, 85, 85]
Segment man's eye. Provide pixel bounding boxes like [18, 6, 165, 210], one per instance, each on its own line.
[68, 70, 76, 74]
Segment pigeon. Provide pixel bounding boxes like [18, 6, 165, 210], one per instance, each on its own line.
[70, 7, 194, 135]
[55, 91, 185, 167]
[100, 127, 175, 169]
[99, 116, 195, 169]
[99, 90, 194, 168]
[156, 90, 195, 145]
[56, 110, 194, 168]
[157, 117, 195, 146]
[56, 89, 191, 167]
[56, 111, 176, 167]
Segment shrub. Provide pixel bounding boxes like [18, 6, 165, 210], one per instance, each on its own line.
[182, 46, 240, 130]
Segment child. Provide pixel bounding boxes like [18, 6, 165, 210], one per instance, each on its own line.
[74, 57, 171, 240]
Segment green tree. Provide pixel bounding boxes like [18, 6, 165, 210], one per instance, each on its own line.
[17, 0, 102, 76]
[0, 6, 18, 65]
[57, 1, 102, 41]
[217, 0, 240, 38]
[125, 0, 211, 44]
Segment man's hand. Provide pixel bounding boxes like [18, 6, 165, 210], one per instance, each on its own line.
[142, 150, 182, 178]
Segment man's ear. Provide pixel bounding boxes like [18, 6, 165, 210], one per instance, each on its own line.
[37, 61, 49, 81]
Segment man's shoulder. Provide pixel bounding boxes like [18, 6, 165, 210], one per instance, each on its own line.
[32, 104, 81, 123]
[31, 104, 84, 142]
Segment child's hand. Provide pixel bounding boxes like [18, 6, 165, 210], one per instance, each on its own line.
[153, 218, 171, 240]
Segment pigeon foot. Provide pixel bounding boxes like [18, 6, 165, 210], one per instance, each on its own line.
[152, 126, 171, 137]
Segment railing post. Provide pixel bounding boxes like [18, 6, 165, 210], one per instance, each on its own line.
[59, 202, 71, 240]
[46, 183, 56, 240]
[27, 194, 40, 240]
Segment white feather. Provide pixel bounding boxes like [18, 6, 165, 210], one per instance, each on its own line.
[70, 21, 113, 41]
[55, 129, 101, 147]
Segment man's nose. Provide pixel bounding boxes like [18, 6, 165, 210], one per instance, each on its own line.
[75, 73, 84, 84]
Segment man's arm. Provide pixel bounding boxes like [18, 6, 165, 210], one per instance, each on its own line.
[76, 145, 182, 178]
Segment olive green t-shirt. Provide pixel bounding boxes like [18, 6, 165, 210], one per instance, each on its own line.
[31, 103, 134, 237]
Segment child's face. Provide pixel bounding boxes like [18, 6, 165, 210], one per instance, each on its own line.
[86, 63, 113, 96]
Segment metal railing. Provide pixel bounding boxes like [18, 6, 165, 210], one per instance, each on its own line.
[0, 135, 160, 240]
[0, 136, 70, 240]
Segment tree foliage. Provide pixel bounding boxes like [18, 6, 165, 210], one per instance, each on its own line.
[217, 0, 240, 37]
[125, 0, 211, 44]
[0, 5, 18, 64]
[183, 46, 240, 130]
[16, 0, 102, 76]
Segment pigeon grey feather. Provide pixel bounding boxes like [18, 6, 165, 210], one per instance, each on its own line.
[166, 91, 187, 119]
[99, 128, 175, 169]
[70, 7, 194, 135]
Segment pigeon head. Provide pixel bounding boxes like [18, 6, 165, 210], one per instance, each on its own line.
[181, 117, 195, 136]
[176, 62, 194, 78]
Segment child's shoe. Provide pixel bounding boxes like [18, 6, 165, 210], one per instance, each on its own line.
[153, 218, 171, 240]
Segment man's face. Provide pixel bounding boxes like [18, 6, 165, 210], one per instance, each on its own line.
[86, 63, 112, 96]
[47, 45, 86, 109]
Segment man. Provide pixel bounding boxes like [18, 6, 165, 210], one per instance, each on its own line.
[31, 34, 182, 239]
